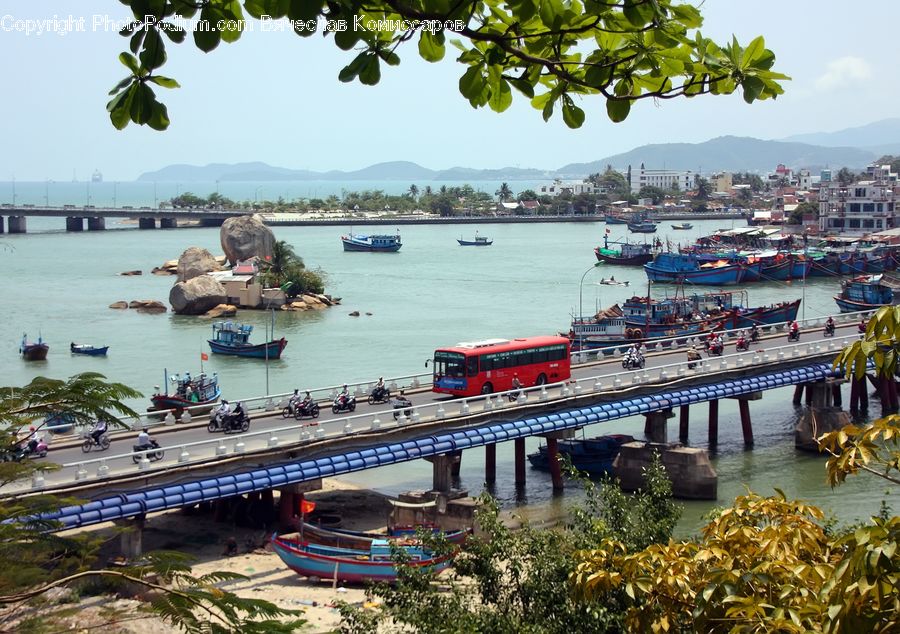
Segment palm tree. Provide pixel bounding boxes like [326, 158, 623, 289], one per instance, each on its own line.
[408, 184, 419, 199]
[262, 240, 304, 287]
[496, 182, 513, 202]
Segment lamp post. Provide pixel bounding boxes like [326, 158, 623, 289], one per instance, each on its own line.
[255, 186, 263, 204]
[578, 262, 604, 350]
[113, 181, 117, 208]
[11, 176, 15, 206]
[44, 179, 49, 207]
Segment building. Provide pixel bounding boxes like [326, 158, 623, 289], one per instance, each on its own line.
[817, 164, 900, 234]
[628, 163, 694, 193]
[712, 172, 733, 193]
[538, 180, 605, 197]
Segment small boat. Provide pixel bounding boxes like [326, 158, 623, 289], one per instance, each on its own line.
[457, 232, 492, 246]
[208, 321, 287, 359]
[149, 369, 220, 413]
[834, 274, 900, 313]
[597, 278, 629, 287]
[528, 434, 635, 476]
[627, 220, 658, 233]
[604, 213, 630, 224]
[271, 533, 454, 583]
[341, 233, 402, 252]
[671, 223, 693, 230]
[594, 235, 657, 266]
[297, 522, 470, 550]
[20, 334, 49, 361]
[645, 253, 749, 286]
[70, 343, 109, 356]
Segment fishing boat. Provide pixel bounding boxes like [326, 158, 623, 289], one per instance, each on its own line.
[457, 232, 492, 246]
[671, 223, 693, 230]
[297, 522, 470, 550]
[593, 235, 656, 266]
[20, 334, 49, 361]
[271, 534, 454, 583]
[760, 254, 811, 281]
[627, 220, 658, 233]
[341, 233, 402, 252]
[528, 434, 635, 477]
[208, 321, 287, 359]
[69, 343, 109, 356]
[644, 253, 750, 286]
[149, 369, 220, 413]
[834, 274, 900, 313]
[604, 212, 630, 224]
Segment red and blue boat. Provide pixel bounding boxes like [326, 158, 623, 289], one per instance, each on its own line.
[834, 274, 899, 313]
[760, 254, 811, 281]
[644, 253, 751, 285]
[208, 321, 287, 359]
[341, 233, 402, 252]
[297, 521, 470, 550]
[271, 533, 454, 583]
[150, 369, 220, 413]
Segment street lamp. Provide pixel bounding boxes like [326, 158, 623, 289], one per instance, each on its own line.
[113, 182, 118, 208]
[255, 186, 264, 204]
[11, 176, 15, 206]
[578, 262, 605, 351]
[44, 179, 49, 207]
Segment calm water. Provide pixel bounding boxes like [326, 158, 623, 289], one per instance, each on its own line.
[2, 216, 888, 535]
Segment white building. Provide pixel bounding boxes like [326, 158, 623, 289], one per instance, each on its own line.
[539, 180, 606, 197]
[818, 164, 900, 234]
[628, 163, 694, 193]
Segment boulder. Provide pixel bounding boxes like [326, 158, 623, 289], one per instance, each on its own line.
[301, 294, 327, 309]
[176, 246, 223, 282]
[151, 266, 176, 276]
[315, 294, 333, 306]
[200, 303, 238, 319]
[220, 214, 275, 265]
[119, 270, 142, 276]
[109, 301, 129, 310]
[130, 300, 167, 314]
[349, 310, 360, 317]
[169, 276, 227, 315]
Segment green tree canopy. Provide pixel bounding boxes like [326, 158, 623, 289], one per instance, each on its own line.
[107, 0, 787, 131]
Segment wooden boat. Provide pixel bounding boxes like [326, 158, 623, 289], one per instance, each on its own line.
[271, 533, 453, 583]
[208, 322, 287, 359]
[528, 434, 635, 476]
[298, 521, 470, 550]
[834, 274, 900, 313]
[70, 343, 109, 356]
[594, 235, 656, 266]
[457, 232, 492, 246]
[645, 253, 749, 286]
[671, 223, 693, 230]
[341, 233, 402, 252]
[20, 334, 48, 361]
[149, 369, 220, 413]
[627, 220, 658, 233]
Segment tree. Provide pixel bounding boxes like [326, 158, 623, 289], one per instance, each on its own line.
[637, 185, 666, 205]
[168, 192, 206, 209]
[787, 201, 817, 225]
[0, 374, 304, 632]
[694, 175, 712, 201]
[495, 182, 513, 202]
[591, 167, 630, 200]
[836, 167, 857, 185]
[106, 1, 786, 131]
[259, 240, 325, 297]
[517, 189, 538, 201]
[408, 184, 419, 200]
[875, 155, 900, 174]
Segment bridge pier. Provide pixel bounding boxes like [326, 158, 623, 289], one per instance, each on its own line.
[485, 443, 496, 483]
[115, 515, 145, 560]
[65, 216, 84, 232]
[428, 453, 460, 493]
[546, 438, 564, 491]
[849, 376, 868, 412]
[644, 409, 673, 445]
[7, 215, 26, 233]
[200, 217, 225, 227]
[0, 216, 4, 233]
[730, 392, 761, 447]
[679, 405, 690, 444]
[708, 400, 719, 448]
[160, 217, 177, 229]
[795, 379, 850, 452]
[613, 443, 717, 500]
[514, 438, 526, 487]
[138, 217, 156, 229]
[87, 216, 106, 231]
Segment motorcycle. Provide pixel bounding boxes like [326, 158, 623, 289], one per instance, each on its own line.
[282, 400, 302, 419]
[132, 440, 164, 464]
[749, 329, 760, 343]
[222, 411, 250, 434]
[687, 353, 702, 370]
[332, 394, 357, 414]
[3, 439, 49, 462]
[788, 329, 801, 342]
[81, 430, 111, 453]
[735, 338, 750, 352]
[824, 323, 836, 337]
[391, 396, 413, 420]
[367, 386, 391, 405]
[294, 400, 320, 420]
[706, 341, 724, 357]
[622, 351, 645, 370]
[208, 409, 231, 432]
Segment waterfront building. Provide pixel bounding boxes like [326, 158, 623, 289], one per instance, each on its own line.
[628, 163, 694, 193]
[817, 164, 900, 235]
[538, 179, 606, 197]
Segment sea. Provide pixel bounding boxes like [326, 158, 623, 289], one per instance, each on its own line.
[1, 181, 888, 536]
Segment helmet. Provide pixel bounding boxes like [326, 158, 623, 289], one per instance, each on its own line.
[29, 426, 35, 432]
[223, 399, 229, 404]
[142, 427, 148, 433]
[293, 389, 299, 394]
[379, 377, 383, 381]
[342, 384, 348, 389]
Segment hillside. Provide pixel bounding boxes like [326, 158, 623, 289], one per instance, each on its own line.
[780, 118, 900, 148]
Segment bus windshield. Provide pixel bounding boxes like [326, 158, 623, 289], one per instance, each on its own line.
[433, 351, 466, 378]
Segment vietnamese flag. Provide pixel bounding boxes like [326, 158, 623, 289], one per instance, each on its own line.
[200, 352, 209, 361]
[299, 499, 316, 515]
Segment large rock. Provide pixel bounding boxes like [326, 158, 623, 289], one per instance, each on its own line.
[169, 276, 227, 315]
[109, 301, 129, 309]
[129, 300, 167, 314]
[220, 214, 275, 265]
[200, 303, 238, 319]
[176, 247, 223, 282]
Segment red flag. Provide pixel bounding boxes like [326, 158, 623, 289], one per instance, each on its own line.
[200, 352, 209, 361]
[299, 499, 316, 515]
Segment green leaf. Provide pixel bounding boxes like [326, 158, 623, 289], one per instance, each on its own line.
[488, 77, 512, 112]
[359, 54, 381, 86]
[107, 83, 137, 130]
[118, 52, 140, 74]
[742, 36, 766, 67]
[108, 75, 134, 96]
[194, 7, 222, 52]
[147, 99, 170, 131]
[741, 76, 764, 104]
[139, 27, 166, 71]
[606, 98, 631, 122]
[148, 75, 180, 89]
[130, 82, 155, 124]
[562, 97, 585, 128]
[419, 30, 446, 63]
[338, 52, 367, 83]
[160, 23, 186, 44]
[459, 66, 486, 99]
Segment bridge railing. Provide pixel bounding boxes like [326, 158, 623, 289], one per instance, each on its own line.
[24, 333, 855, 492]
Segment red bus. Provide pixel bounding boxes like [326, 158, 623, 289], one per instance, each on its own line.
[431, 336, 571, 397]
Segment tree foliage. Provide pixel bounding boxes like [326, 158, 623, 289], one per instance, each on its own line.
[260, 240, 325, 297]
[108, 0, 787, 131]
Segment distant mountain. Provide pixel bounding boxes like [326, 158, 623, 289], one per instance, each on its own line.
[780, 118, 900, 148]
[558, 136, 876, 175]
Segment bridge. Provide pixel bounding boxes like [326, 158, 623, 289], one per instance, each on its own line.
[10, 312, 872, 554]
[0, 204, 243, 233]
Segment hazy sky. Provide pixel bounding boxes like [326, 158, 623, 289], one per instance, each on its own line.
[0, 1, 897, 180]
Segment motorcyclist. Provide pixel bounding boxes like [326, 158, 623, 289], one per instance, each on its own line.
[373, 377, 386, 400]
[288, 389, 301, 412]
[511, 374, 523, 398]
[90, 419, 108, 445]
[228, 401, 245, 427]
[859, 317, 868, 334]
[825, 316, 836, 334]
[687, 345, 702, 367]
[24, 426, 38, 454]
[789, 320, 800, 339]
[749, 323, 760, 341]
[301, 391, 312, 407]
[215, 400, 231, 419]
[736, 330, 748, 350]
[136, 427, 153, 449]
[338, 384, 350, 405]
[710, 333, 724, 354]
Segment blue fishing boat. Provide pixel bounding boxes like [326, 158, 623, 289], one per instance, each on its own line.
[298, 522, 470, 550]
[594, 235, 657, 266]
[70, 343, 109, 356]
[528, 434, 635, 476]
[834, 275, 899, 313]
[627, 220, 658, 233]
[457, 231, 492, 246]
[271, 534, 453, 583]
[644, 253, 747, 285]
[838, 255, 866, 276]
[604, 213, 629, 224]
[760, 255, 811, 281]
[341, 233, 402, 252]
[208, 322, 287, 359]
[150, 369, 220, 413]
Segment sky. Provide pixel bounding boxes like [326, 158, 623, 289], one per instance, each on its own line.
[0, 0, 897, 181]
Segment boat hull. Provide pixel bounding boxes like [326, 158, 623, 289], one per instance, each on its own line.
[457, 239, 492, 246]
[594, 248, 653, 265]
[528, 434, 634, 476]
[834, 296, 892, 313]
[297, 523, 469, 550]
[71, 345, 109, 356]
[644, 262, 746, 285]
[208, 337, 287, 359]
[21, 344, 49, 361]
[728, 299, 801, 329]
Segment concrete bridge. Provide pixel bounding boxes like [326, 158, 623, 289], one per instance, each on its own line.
[9, 313, 872, 553]
[0, 204, 243, 233]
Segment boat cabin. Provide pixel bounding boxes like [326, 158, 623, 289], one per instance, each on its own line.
[212, 321, 253, 345]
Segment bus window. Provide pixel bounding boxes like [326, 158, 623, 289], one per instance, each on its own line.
[433, 351, 466, 378]
[466, 356, 478, 376]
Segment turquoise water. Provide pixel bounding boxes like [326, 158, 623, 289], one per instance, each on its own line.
[2, 217, 889, 534]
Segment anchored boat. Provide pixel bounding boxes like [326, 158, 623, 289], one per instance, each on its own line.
[834, 274, 900, 312]
[208, 321, 287, 359]
[70, 343, 109, 356]
[341, 233, 402, 252]
[150, 369, 220, 413]
[20, 334, 49, 361]
[457, 231, 492, 246]
[528, 434, 635, 476]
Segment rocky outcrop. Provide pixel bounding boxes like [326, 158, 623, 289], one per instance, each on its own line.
[176, 247, 223, 282]
[152, 259, 179, 275]
[220, 214, 274, 265]
[129, 300, 167, 314]
[349, 310, 360, 317]
[119, 270, 142, 276]
[169, 276, 227, 315]
[200, 304, 238, 319]
[109, 301, 129, 309]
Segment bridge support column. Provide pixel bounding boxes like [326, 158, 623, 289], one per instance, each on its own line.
[514, 438, 526, 487]
[65, 216, 84, 232]
[160, 217, 177, 229]
[708, 400, 719, 448]
[613, 442, 717, 500]
[849, 376, 868, 412]
[0, 216, 5, 233]
[831, 383, 842, 408]
[679, 405, 690, 444]
[793, 384, 805, 405]
[730, 392, 761, 448]
[279, 491, 295, 525]
[87, 216, 106, 231]
[212, 498, 230, 522]
[115, 515, 146, 560]
[138, 217, 156, 229]
[546, 438, 564, 491]
[450, 450, 462, 478]
[795, 379, 850, 452]
[644, 409, 673, 445]
[7, 215, 26, 233]
[485, 443, 496, 483]
[260, 489, 275, 515]
[429, 453, 457, 493]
